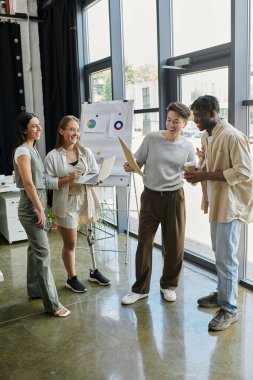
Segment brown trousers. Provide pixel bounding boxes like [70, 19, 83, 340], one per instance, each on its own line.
[132, 188, 186, 294]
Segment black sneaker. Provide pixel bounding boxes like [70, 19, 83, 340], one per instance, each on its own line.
[197, 292, 219, 307]
[29, 295, 42, 299]
[65, 276, 87, 293]
[89, 269, 111, 286]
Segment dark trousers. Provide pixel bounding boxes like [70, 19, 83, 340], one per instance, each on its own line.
[132, 188, 186, 294]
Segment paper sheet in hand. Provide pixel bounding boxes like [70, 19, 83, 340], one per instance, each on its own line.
[75, 155, 116, 185]
[118, 137, 144, 176]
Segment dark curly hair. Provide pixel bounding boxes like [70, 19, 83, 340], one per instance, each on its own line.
[190, 95, 220, 113]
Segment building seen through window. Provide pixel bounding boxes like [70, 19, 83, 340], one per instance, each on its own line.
[89, 69, 112, 102]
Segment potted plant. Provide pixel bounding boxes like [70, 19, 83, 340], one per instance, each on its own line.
[47, 207, 58, 230]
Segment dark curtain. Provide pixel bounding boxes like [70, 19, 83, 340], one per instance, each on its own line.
[0, 23, 25, 174]
[38, 0, 81, 153]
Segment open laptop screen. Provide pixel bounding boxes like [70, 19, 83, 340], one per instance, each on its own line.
[74, 155, 116, 185]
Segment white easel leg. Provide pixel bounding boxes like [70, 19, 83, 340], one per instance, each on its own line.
[125, 173, 139, 264]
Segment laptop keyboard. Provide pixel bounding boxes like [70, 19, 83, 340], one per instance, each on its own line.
[85, 175, 99, 184]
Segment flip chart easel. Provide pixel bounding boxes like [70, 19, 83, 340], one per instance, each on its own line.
[80, 100, 134, 179]
[80, 100, 135, 257]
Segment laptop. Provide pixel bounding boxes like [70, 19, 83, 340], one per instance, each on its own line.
[74, 155, 116, 185]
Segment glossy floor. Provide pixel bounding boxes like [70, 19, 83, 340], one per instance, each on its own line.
[0, 227, 253, 380]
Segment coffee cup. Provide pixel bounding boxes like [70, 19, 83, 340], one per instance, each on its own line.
[184, 162, 196, 173]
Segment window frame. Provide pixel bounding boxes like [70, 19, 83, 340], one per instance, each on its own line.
[165, 1, 251, 284]
[84, 57, 112, 101]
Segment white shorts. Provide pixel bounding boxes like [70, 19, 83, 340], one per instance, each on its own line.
[56, 194, 85, 229]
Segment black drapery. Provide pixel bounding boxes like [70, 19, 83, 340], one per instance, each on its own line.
[0, 22, 25, 174]
[38, 0, 81, 153]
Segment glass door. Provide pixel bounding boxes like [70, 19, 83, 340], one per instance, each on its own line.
[246, 107, 253, 281]
[178, 67, 229, 263]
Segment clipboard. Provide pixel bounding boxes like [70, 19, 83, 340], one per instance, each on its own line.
[118, 137, 144, 176]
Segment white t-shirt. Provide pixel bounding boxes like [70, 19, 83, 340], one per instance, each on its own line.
[135, 131, 196, 192]
[14, 147, 31, 164]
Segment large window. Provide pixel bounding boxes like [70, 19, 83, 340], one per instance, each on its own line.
[250, 1, 253, 98]
[122, 0, 159, 239]
[246, 107, 253, 281]
[181, 69, 228, 117]
[181, 68, 229, 262]
[84, 0, 112, 103]
[172, 0, 230, 56]
[86, 0, 110, 63]
[247, 4, 253, 280]
[89, 68, 112, 102]
[122, 0, 158, 109]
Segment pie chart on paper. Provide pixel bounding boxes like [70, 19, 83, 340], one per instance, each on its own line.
[114, 120, 123, 130]
[87, 119, 96, 128]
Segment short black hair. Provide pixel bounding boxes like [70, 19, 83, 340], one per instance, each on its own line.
[190, 95, 220, 113]
[166, 102, 191, 119]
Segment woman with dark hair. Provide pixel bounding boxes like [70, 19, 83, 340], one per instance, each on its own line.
[13, 111, 70, 317]
[44, 115, 110, 293]
[121, 102, 196, 305]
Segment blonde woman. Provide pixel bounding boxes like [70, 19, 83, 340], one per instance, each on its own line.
[45, 115, 110, 293]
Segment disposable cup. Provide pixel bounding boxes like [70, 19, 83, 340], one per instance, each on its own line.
[184, 162, 196, 173]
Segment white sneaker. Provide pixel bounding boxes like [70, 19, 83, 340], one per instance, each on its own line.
[160, 287, 176, 302]
[121, 292, 148, 305]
